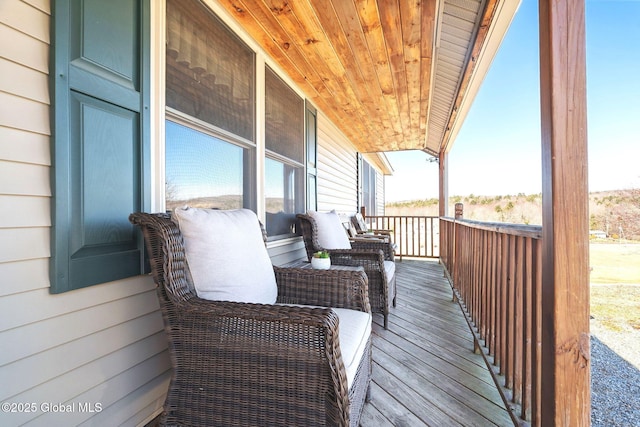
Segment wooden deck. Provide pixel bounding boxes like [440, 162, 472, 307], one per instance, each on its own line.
[361, 259, 513, 427]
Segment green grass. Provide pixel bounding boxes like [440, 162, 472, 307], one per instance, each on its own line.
[589, 243, 640, 332]
[590, 242, 640, 284]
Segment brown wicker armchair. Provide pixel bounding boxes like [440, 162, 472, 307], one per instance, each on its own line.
[351, 212, 393, 240]
[129, 211, 372, 427]
[297, 213, 397, 329]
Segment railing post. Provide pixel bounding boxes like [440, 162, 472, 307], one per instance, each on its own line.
[455, 203, 464, 219]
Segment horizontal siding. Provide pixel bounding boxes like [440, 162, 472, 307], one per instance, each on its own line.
[0, 92, 50, 135]
[0, 227, 49, 264]
[0, 57, 50, 104]
[317, 112, 358, 214]
[23, 0, 50, 15]
[0, 127, 50, 166]
[0, 258, 49, 296]
[0, 278, 158, 362]
[0, 6, 168, 427]
[0, 22, 49, 74]
[0, 195, 50, 228]
[0, 160, 50, 196]
[268, 238, 307, 265]
[1, 0, 50, 43]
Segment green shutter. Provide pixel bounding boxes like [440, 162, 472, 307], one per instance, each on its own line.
[51, 0, 150, 293]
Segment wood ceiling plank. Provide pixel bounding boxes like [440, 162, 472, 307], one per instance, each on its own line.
[219, 0, 324, 97]
[399, 0, 421, 128]
[292, 1, 383, 148]
[315, 0, 403, 150]
[376, 0, 412, 149]
[352, 0, 404, 150]
[260, 0, 376, 143]
[420, 0, 437, 151]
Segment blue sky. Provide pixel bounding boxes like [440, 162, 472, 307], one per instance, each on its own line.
[385, 0, 640, 202]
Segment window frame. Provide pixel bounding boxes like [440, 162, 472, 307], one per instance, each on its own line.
[164, 109, 257, 212]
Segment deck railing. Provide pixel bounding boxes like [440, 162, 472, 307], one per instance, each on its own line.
[364, 215, 439, 258]
[440, 217, 543, 426]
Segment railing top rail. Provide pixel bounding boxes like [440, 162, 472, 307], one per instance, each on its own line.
[440, 217, 542, 239]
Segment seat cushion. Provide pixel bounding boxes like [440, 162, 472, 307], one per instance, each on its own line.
[307, 210, 352, 249]
[332, 308, 371, 389]
[173, 207, 277, 304]
[383, 260, 396, 282]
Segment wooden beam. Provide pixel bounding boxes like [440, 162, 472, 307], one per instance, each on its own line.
[438, 151, 448, 218]
[538, 0, 590, 425]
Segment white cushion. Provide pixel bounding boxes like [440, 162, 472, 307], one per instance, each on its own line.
[307, 210, 351, 249]
[384, 260, 396, 282]
[333, 308, 371, 389]
[173, 207, 277, 304]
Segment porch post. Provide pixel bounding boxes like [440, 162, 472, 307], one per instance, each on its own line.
[538, 0, 590, 425]
[438, 151, 448, 217]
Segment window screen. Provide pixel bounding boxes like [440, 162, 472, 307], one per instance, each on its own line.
[265, 67, 304, 162]
[166, 0, 255, 142]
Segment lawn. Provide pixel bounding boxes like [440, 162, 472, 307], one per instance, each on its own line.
[589, 243, 640, 332]
[589, 242, 640, 284]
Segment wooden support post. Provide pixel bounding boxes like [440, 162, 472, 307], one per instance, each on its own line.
[438, 151, 448, 218]
[455, 203, 464, 219]
[539, 0, 590, 425]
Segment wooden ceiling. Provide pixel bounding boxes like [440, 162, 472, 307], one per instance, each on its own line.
[216, 0, 509, 156]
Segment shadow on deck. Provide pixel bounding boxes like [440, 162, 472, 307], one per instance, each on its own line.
[362, 258, 513, 427]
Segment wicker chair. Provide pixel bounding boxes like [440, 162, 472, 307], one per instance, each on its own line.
[129, 211, 372, 427]
[297, 213, 397, 329]
[351, 212, 393, 241]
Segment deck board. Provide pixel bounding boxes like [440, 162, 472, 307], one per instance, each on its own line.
[362, 258, 513, 427]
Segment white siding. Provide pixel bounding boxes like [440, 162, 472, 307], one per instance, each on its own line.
[376, 170, 385, 215]
[317, 112, 359, 214]
[0, 3, 169, 426]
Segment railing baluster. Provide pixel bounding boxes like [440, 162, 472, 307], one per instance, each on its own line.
[439, 217, 542, 425]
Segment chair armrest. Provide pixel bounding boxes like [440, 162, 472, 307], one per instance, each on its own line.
[350, 239, 395, 261]
[325, 248, 388, 276]
[274, 266, 370, 313]
[358, 229, 392, 237]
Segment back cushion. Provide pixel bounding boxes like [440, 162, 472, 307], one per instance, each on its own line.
[173, 207, 277, 304]
[307, 210, 352, 249]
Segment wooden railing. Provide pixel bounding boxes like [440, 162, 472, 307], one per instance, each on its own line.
[440, 217, 543, 426]
[365, 215, 439, 258]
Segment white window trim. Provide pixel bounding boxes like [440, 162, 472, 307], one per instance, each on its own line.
[150, 0, 166, 212]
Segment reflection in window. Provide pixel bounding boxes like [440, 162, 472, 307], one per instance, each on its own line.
[165, 0, 255, 141]
[165, 120, 248, 211]
[265, 157, 303, 238]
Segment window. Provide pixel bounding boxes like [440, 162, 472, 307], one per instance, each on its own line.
[165, 120, 253, 210]
[50, 0, 150, 293]
[360, 157, 377, 216]
[264, 67, 304, 238]
[165, 0, 256, 211]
